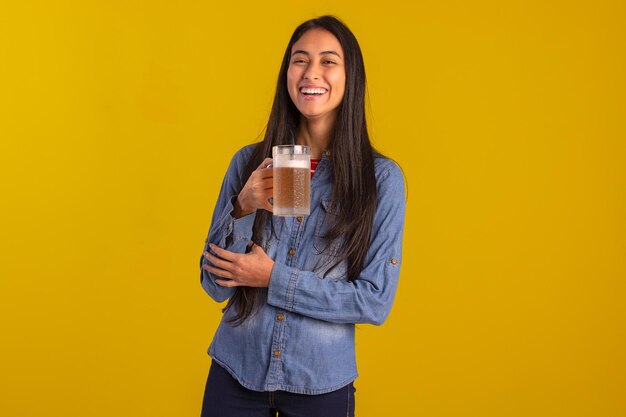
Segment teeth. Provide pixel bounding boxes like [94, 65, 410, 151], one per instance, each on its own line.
[300, 88, 327, 95]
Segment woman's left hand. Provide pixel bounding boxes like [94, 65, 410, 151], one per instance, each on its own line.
[203, 243, 274, 288]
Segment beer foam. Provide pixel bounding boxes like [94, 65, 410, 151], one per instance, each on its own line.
[274, 155, 309, 169]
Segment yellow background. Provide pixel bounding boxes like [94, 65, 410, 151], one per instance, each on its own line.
[1, 1, 624, 416]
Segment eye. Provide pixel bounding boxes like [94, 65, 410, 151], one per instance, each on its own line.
[292, 58, 307, 64]
[323, 60, 336, 65]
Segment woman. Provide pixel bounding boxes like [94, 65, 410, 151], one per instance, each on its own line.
[199, 15, 405, 417]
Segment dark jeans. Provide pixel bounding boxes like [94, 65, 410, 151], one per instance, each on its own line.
[201, 360, 356, 417]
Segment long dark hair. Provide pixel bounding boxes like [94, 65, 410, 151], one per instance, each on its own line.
[224, 15, 379, 325]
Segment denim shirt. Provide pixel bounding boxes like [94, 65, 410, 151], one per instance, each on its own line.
[200, 144, 406, 395]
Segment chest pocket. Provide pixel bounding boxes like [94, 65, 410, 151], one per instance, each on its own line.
[312, 199, 350, 280]
[313, 199, 346, 258]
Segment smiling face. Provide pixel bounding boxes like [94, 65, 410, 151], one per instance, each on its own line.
[287, 28, 346, 123]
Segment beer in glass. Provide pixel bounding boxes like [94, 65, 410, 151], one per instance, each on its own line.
[272, 145, 310, 216]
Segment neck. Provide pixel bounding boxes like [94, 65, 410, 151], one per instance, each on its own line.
[295, 115, 335, 159]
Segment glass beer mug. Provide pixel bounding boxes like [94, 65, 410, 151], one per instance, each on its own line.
[272, 145, 311, 217]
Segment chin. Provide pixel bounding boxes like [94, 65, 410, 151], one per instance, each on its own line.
[298, 106, 336, 120]
[300, 111, 328, 120]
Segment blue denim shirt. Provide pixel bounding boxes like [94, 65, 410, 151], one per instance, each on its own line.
[200, 144, 406, 395]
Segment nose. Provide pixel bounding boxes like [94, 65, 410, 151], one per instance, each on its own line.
[303, 62, 321, 80]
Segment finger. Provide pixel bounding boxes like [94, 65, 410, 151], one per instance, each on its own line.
[202, 263, 234, 279]
[259, 193, 274, 211]
[250, 243, 265, 255]
[259, 166, 273, 179]
[216, 279, 239, 287]
[204, 252, 232, 271]
[262, 198, 273, 212]
[261, 177, 273, 190]
[249, 176, 272, 193]
[203, 250, 219, 261]
[256, 157, 273, 170]
[209, 244, 239, 262]
[249, 167, 273, 182]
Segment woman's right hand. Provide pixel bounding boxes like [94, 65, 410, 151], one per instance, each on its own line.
[233, 157, 273, 218]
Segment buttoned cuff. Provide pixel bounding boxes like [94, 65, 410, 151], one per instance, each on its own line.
[267, 262, 298, 311]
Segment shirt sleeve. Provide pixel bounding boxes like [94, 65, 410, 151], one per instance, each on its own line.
[266, 161, 406, 325]
[200, 147, 257, 302]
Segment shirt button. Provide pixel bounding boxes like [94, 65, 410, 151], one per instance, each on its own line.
[325, 150, 331, 157]
[391, 258, 398, 265]
[273, 350, 281, 357]
[277, 313, 284, 321]
[296, 216, 303, 223]
[289, 248, 295, 256]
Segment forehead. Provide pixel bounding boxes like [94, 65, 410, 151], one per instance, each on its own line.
[291, 28, 343, 55]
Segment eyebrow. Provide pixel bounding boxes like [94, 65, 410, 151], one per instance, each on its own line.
[291, 50, 342, 59]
